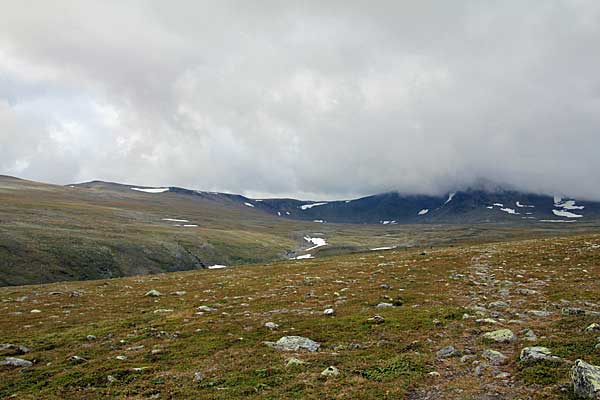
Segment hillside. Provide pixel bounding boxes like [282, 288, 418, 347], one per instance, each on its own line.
[2, 176, 600, 287]
[1, 234, 600, 398]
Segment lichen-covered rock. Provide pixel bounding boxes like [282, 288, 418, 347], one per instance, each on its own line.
[264, 336, 320, 352]
[482, 329, 517, 343]
[586, 323, 600, 333]
[482, 349, 507, 365]
[571, 359, 600, 399]
[520, 346, 562, 363]
[144, 289, 162, 297]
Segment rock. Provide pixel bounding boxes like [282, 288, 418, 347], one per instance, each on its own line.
[376, 302, 394, 309]
[436, 345, 458, 358]
[286, 357, 307, 367]
[380, 284, 391, 289]
[264, 336, 320, 352]
[171, 291, 187, 296]
[153, 309, 174, 313]
[69, 355, 87, 364]
[367, 315, 385, 324]
[516, 288, 538, 295]
[489, 301, 509, 308]
[144, 290, 162, 297]
[0, 357, 32, 367]
[86, 335, 97, 341]
[528, 310, 552, 317]
[495, 372, 511, 379]
[428, 371, 441, 377]
[0, 343, 30, 355]
[482, 349, 508, 365]
[30, 309, 41, 313]
[586, 323, 600, 333]
[323, 308, 335, 316]
[520, 346, 562, 363]
[197, 305, 216, 312]
[264, 322, 279, 330]
[476, 318, 499, 325]
[522, 329, 537, 342]
[562, 307, 586, 316]
[321, 366, 339, 377]
[116, 355, 128, 361]
[193, 371, 203, 382]
[571, 359, 600, 399]
[107, 375, 117, 384]
[482, 329, 517, 343]
[460, 355, 476, 363]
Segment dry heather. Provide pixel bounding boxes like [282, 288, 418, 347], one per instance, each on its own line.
[1, 234, 600, 399]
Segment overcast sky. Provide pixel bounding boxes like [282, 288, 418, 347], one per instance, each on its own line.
[1, 1, 599, 200]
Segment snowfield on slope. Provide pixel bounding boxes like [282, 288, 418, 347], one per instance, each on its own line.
[131, 187, 169, 193]
[304, 236, 327, 251]
[300, 202, 328, 210]
[552, 209, 583, 218]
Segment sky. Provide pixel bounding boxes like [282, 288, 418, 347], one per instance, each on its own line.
[1, 1, 600, 200]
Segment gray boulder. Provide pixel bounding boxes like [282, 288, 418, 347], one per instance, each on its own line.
[1, 357, 32, 367]
[571, 359, 600, 399]
[264, 336, 320, 352]
[482, 329, 517, 343]
[436, 345, 458, 358]
[520, 346, 562, 363]
[482, 349, 507, 365]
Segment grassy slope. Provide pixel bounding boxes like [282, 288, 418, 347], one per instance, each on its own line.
[1, 233, 599, 399]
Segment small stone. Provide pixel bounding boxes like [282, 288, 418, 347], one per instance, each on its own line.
[460, 355, 476, 363]
[482, 349, 507, 365]
[285, 357, 307, 367]
[86, 335, 97, 341]
[30, 309, 41, 313]
[562, 307, 586, 316]
[197, 305, 216, 312]
[428, 371, 440, 377]
[522, 329, 537, 342]
[495, 372, 511, 379]
[367, 315, 385, 324]
[153, 309, 174, 313]
[482, 329, 517, 343]
[69, 355, 87, 364]
[171, 291, 187, 296]
[436, 345, 458, 358]
[323, 308, 335, 316]
[0, 357, 32, 367]
[264, 322, 279, 330]
[520, 346, 562, 363]
[380, 284, 391, 289]
[528, 310, 552, 317]
[116, 355, 128, 361]
[107, 375, 117, 384]
[586, 323, 600, 333]
[571, 359, 600, 399]
[321, 366, 339, 377]
[516, 288, 538, 295]
[476, 318, 499, 325]
[376, 302, 394, 309]
[193, 371, 203, 382]
[144, 290, 162, 297]
[489, 301, 509, 308]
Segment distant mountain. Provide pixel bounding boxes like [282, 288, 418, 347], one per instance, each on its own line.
[79, 180, 600, 225]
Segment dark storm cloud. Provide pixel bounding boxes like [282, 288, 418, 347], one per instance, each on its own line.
[1, 1, 600, 199]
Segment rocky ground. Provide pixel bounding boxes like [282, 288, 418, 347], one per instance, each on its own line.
[1, 234, 600, 399]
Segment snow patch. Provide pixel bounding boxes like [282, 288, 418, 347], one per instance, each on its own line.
[304, 236, 327, 251]
[500, 208, 519, 215]
[493, 203, 504, 207]
[370, 246, 396, 251]
[183, 224, 198, 227]
[131, 187, 169, 194]
[418, 209, 429, 215]
[539, 219, 576, 223]
[244, 202, 255, 208]
[208, 264, 227, 269]
[444, 192, 456, 204]
[313, 219, 325, 223]
[163, 218, 189, 223]
[516, 201, 535, 208]
[294, 254, 314, 260]
[554, 199, 584, 210]
[300, 202, 328, 210]
[552, 209, 583, 218]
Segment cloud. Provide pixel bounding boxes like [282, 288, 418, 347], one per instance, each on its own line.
[1, 1, 600, 199]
